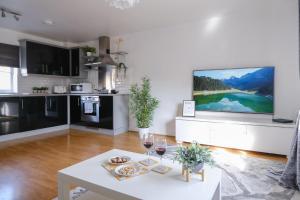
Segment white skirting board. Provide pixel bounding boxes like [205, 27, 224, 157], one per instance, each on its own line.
[70, 125, 127, 136]
[0, 125, 69, 143]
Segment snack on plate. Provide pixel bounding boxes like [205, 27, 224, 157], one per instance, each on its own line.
[110, 156, 129, 164]
[118, 165, 136, 176]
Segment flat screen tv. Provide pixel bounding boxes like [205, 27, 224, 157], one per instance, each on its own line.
[193, 67, 275, 114]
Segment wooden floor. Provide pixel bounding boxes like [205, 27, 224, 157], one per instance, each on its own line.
[0, 129, 287, 200]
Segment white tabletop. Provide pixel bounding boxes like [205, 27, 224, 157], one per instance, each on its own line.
[58, 149, 222, 200]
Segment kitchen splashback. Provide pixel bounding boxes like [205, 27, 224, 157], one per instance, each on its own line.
[18, 73, 87, 93]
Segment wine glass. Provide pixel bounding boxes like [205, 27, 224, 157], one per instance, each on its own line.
[155, 137, 167, 166]
[142, 133, 154, 164]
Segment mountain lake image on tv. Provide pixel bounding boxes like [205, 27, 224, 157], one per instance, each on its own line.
[193, 67, 275, 114]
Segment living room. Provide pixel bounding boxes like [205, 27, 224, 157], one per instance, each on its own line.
[0, 0, 299, 199]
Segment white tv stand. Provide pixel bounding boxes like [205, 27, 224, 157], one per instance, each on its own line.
[176, 115, 295, 155]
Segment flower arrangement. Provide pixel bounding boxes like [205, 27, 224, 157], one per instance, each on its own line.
[175, 142, 215, 171]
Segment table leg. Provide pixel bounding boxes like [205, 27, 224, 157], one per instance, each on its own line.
[212, 181, 221, 200]
[58, 179, 70, 200]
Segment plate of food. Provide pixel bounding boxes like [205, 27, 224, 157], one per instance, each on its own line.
[108, 156, 131, 165]
[115, 164, 139, 177]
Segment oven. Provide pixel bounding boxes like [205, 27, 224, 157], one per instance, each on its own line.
[81, 96, 99, 123]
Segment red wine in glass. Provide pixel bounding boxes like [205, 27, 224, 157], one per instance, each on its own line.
[144, 141, 153, 149]
[155, 147, 166, 156]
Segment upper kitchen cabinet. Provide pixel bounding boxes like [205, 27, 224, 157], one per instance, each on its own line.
[71, 48, 80, 76]
[54, 47, 70, 76]
[20, 40, 70, 76]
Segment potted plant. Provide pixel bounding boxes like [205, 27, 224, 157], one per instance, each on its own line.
[81, 46, 96, 56]
[175, 142, 215, 181]
[129, 77, 159, 139]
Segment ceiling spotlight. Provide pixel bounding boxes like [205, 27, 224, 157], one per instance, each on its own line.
[0, 7, 21, 21]
[14, 15, 19, 21]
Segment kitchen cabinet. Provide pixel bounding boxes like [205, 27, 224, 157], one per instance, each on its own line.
[0, 97, 20, 135]
[99, 96, 113, 130]
[45, 96, 68, 126]
[70, 96, 81, 124]
[19, 96, 46, 131]
[71, 48, 80, 76]
[20, 40, 70, 76]
[0, 96, 68, 135]
[56, 48, 70, 76]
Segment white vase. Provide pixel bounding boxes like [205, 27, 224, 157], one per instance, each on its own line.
[138, 128, 149, 139]
[86, 52, 92, 56]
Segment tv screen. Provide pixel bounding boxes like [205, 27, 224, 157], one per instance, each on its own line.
[193, 67, 275, 114]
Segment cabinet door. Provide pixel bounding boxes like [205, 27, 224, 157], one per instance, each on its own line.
[246, 126, 294, 155]
[58, 48, 70, 76]
[71, 48, 80, 76]
[0, 97, 20, 135]
[70, 96, 81, 124]
[99, 96, 113, 129]
[45, 96, 67, 126]
[176, 120, 210, 144]
[26, 42, 48, 74]
[210, 123, 247, 149]
[19, 97, 46, 131]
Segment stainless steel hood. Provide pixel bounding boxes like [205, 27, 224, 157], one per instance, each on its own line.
[98, 36, 117, 66]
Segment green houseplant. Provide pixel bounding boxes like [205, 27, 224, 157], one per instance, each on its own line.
[129, 77, 159, 138]
[81, 46, 96, 56]
[175, 142, 215, 174]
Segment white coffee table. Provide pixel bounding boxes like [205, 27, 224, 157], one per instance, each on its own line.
[58, 149, 222, 200]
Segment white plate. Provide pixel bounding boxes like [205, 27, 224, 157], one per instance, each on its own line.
[115, 164, 139, 177]
[108, 156, 131, 165]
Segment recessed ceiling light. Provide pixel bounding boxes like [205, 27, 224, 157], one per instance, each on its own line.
[43, 19, 54, 25]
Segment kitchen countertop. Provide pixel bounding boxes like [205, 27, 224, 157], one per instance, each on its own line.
[0, 93, 128, 97]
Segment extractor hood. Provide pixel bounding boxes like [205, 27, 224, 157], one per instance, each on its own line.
[84, 36, 117, 67]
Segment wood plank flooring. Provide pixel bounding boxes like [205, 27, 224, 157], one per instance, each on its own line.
[0, 129, 287, 200]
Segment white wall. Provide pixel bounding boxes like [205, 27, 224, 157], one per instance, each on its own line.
[112, 0, 299, 135]
[0, 27, 85, 93]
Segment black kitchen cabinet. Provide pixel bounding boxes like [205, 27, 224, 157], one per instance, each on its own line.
[99, 96, 113, 129]
[56, 48, 70, 76]
[70, 96, 81, 123]
[0, 96, 68, 136]
[26, 41, 52, 74]
[0, 97, 20, 135]
[20, 40, 70, 76]
[45, 96, 67, 126]
[71, 48, 80, 76]
[19, 96, 46, 131]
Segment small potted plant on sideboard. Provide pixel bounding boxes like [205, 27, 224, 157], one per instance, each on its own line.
[129, 77, 159, 139]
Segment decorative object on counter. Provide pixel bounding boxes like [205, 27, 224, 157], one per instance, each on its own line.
[111, 89, 119, 94]
[129, 77, 159, 139]
[53, 86, 67, 94]
[81, 46, 96, 56]
[182, 100, 195, 117]
[174, 142, 215, 182]
[116, 62, 127, 78]
[32, 87, 49, 94]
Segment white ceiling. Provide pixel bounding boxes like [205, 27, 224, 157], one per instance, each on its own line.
[0, 0, 278, 43]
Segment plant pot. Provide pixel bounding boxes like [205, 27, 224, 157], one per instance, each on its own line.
[86, 52, 92, 56]
[192, 162, 204, 173]
[138, 128, 149, 139]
